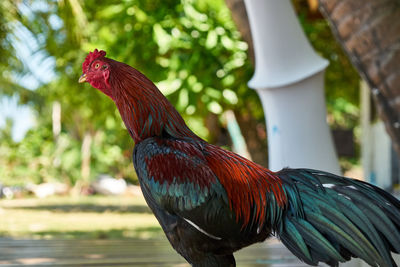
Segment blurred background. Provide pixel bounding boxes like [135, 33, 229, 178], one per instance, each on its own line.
[0, 0, 398, 265]
[0, 0, 362, 195]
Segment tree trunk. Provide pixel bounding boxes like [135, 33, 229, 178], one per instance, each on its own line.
[319, 0, 400, 156]
[81, 132, 92, 183]
[72, 131, 92, 195]
[52, 101, 61, 140]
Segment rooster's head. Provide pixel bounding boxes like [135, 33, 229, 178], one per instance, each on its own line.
[79, 49, 113, 98]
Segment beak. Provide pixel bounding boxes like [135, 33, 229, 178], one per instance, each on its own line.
[78, 73, 87, 83]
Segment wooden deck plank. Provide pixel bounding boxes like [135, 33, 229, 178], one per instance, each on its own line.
[0, 238, 306, 266]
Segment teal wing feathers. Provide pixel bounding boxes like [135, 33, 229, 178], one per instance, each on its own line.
[133, 137, 228, 213]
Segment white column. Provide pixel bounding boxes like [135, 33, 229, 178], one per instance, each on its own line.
[244, 0, 340, 174]
[360, 81, 392, 188]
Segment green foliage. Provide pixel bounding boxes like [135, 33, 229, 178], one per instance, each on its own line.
[1, 119, 67, 185]
[294, 3, 360, 129]
[1, 0, 361, 186]
[0, 119, 136, 186]
[1, 0, 257, 186]
[0, 1, 35, 100]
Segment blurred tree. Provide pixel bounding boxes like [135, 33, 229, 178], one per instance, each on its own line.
[1, 0, 264, 186]
[0, 0, 361, 187]
[224, 0, 254, 63]
[0, 1, 39, 102]
[49, 0, 264, 182]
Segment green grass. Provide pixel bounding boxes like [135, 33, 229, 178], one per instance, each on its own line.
[0, 195, 162, 240]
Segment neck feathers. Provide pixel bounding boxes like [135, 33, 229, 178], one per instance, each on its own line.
[109, 62, 198, 143]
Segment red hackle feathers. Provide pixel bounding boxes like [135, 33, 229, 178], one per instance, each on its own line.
[206, 144, 287, 228]
[109, 63, 200, 143]
[82, 49, 106, 73]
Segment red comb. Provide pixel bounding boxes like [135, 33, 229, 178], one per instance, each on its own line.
[82, 49, 106, 73]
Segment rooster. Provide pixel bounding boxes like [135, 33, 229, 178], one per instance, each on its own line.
[79, 49, 400, 267]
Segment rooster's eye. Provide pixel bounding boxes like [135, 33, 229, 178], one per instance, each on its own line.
[95, 63, 100, 69]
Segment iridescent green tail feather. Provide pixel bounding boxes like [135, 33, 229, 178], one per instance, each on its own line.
[278, 169, 400, 267]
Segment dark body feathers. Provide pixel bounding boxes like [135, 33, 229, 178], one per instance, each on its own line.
[133, 137, 272, 266]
